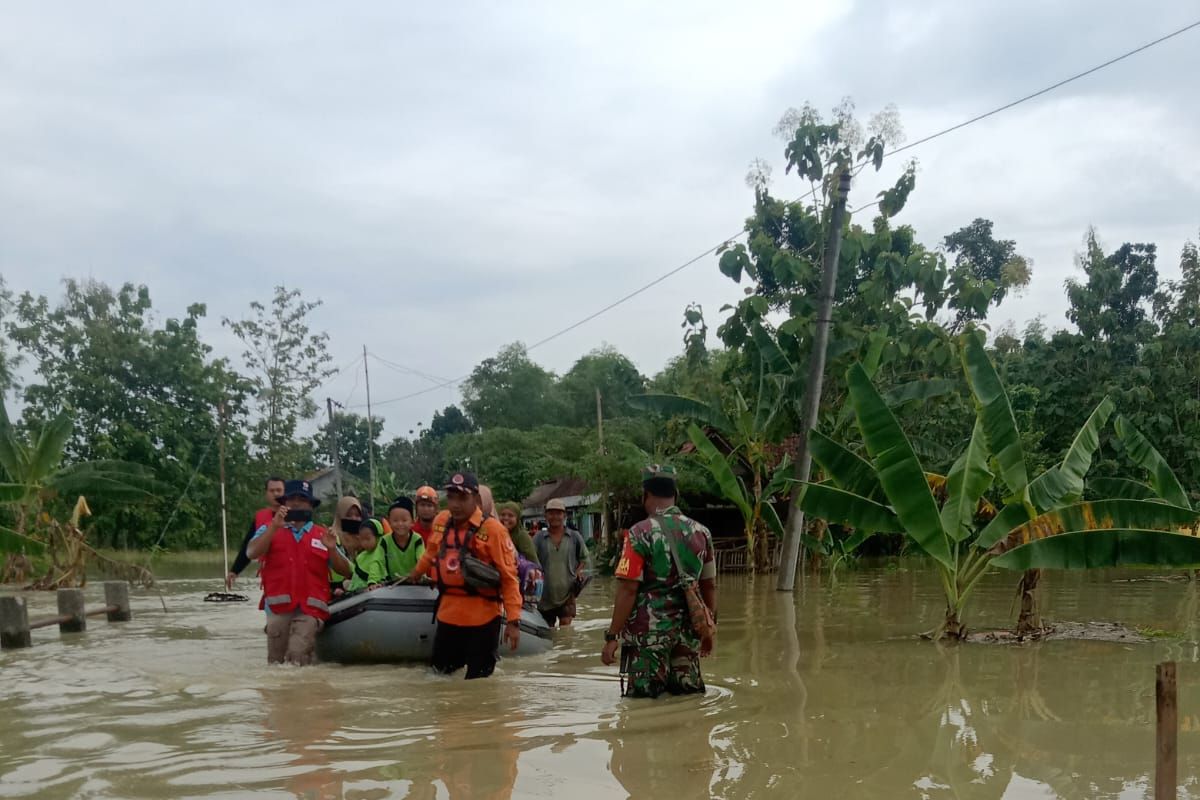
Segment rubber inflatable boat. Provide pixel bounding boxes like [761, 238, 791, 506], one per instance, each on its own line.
[315, 584, 554, 665]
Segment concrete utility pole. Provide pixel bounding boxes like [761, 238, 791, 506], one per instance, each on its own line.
[217, 400, 230, 579]
[596, 388, 610, 548]
[363, 345, 376, 509]
[777, 169, 852, 592]
[327, 397, 344, 498]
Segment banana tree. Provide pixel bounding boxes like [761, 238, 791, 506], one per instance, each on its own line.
[0, 404, 157, 586]
[632, 355, 792, 572]
[798, 332, 1200, 639]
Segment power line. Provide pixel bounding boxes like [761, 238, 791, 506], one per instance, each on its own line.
[368, 351, 451, 386]
[353, 19, 1199, 411]
[885, 18, 1200, 158]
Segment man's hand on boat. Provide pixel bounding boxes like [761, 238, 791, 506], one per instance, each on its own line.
[503, 619, 520, 651]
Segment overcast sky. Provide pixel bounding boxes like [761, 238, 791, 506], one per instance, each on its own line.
[3, 2, 1198, 440]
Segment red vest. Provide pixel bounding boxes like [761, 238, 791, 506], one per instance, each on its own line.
[254, 507, 276, 530]
[259, 524, 333, 621]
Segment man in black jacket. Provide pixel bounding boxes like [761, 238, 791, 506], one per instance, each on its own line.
[225, 476, 286, 589]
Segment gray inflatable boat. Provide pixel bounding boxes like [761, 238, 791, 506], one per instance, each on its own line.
[315, 584, 554, 665]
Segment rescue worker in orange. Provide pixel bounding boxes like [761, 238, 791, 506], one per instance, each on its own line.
[404, 472, 522, 679]
[246, 479, 352, 665]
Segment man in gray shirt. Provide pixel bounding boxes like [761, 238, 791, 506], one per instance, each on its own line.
[533, 499, 592, 627]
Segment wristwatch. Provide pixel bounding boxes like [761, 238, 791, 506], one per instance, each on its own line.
[604, 630, 618, 642]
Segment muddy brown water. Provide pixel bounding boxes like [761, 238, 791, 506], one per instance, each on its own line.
[2, 561, 1200, 799]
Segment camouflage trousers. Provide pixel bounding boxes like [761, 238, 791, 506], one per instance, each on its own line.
[620, 638, 705, 699]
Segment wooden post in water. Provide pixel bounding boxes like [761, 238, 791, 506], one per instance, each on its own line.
[1156, 661, 1178, 799]
[104, 581, 132, 622]
[56, 588, 86, 633]
[0, 596, 31, 649]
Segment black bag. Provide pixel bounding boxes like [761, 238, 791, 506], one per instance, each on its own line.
[462, 550, 501, 590]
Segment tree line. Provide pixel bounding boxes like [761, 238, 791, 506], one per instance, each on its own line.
[1, 100, 1197, 566]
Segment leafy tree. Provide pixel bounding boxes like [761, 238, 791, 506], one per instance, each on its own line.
[556, 346, 646, 426]
[310, 411, 383, 480]
[380, 434, 446, 493]
[428, 405, 474, 439]
[223, 286, 334, 470]
[943, 218, 1031, 318]
[0, 276, 21, 395]
[9, 280, 249, 550]
[1066, 229, 1158, 343]
[460, 343, 562, 431]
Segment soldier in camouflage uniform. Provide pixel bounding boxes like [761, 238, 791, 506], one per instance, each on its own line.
[601, 465, 717, 698]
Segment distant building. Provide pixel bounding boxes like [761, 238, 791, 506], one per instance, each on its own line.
[305, 465, 349, 508]
[522, 477, 601, 540]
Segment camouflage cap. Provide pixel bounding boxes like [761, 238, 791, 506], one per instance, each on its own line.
[641, 464, 678, 484]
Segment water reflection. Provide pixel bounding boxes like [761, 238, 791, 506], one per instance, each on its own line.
[3, 567, 1200, 798]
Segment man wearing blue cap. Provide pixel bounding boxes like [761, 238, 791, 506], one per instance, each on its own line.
[247, 479, 352, 665]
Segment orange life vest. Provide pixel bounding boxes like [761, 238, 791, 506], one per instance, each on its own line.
[434, 523, 498, 599]
[259, 524, 333, 621]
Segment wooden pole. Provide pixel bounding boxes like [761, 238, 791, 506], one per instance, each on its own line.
[217, 400, 230, 580]
[596, 387, 610, 548]
[104, 581, 132, 622]
[56, 588, 86, 633]
[327, 397, 344, 498]
[1157, 660, 1178, 799]
[0, 596, 31, 649]
[777, 169, 852, 592]
[364, 345, 376, 510]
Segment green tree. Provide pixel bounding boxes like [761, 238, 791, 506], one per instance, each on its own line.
[428, 405, 474, 439]
[9, 280, 249, 550]
[223, 286, 334, 470]
[0, 276, 21, 395]
[310, 411, 383, 480]
[460, 343, 562, 431]
[943, 218, 1031, 318]
[556, 346, 646, 426]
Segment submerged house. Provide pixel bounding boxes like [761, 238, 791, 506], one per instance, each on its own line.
[521, 477, 602, 540]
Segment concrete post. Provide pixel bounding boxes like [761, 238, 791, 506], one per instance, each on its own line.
[103, 582, 132, 622]
[0, 596, 32, 649]
[56, 588, 86, 633]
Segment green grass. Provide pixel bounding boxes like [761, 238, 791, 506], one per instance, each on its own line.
[1134, 625, 1186, 640]
[94, 548, 226, 566]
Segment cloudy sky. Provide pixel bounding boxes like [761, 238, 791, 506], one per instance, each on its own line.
[3, 2, 1198, 440]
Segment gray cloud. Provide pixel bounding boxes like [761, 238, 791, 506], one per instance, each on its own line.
[2, 1, 1197, 440]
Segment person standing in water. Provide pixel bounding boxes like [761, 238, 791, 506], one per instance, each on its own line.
[534, 498, 592, 627]
[226, 476, 286, 589]
[247, 480, 351, 665]
[404, 472, 522, 679]
[601, 465, 717, 698]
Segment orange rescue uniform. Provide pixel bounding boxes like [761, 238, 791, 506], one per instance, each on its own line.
[412, 508, 523, 627]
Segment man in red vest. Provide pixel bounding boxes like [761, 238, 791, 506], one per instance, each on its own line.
[226, 476, 286, 590]
[247, 479, 351, 665]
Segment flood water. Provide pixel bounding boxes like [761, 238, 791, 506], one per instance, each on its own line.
[3, 561, 1200, 799]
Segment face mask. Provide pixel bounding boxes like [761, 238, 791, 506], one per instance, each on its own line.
[340, 518, 362, 534]
[285, 508, 314, 524]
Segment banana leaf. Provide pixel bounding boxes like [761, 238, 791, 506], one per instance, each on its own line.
[1029, 397, 1115, 511]
[27, 412, 74, 484]
[1089, 477, 1157, 501]
[761, 499, 785, 539]
[846, 363, 952, 568]
[0, 482, 30, 503]
[796, 483, 903, 533]
[988, 499, 1200, 558]
[0, 524, 46, 556]
[992, 529, 1200, 570]
[809, 430, 882, 499]
[686, 423, 751, 519]
[629, 394, 734, 433]
[762, 457, 794, 500]
[939, 419, 993, 542]
[975, 503, 1034, 550]
[961, 332, 1028, 498]
[751, 324, 794, 376]
[1114, 416, 1190, 509]
[882, 378, 958, 407]
[0, 404, 29, 481]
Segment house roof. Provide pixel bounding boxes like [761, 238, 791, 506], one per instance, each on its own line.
[522, 477, 592, 511]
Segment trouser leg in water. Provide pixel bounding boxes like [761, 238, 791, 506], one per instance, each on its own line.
[432, 617, 502, 679]
[621, 640, 705, 698]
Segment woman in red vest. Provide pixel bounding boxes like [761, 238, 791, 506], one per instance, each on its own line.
[247, 479, 351, 665]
